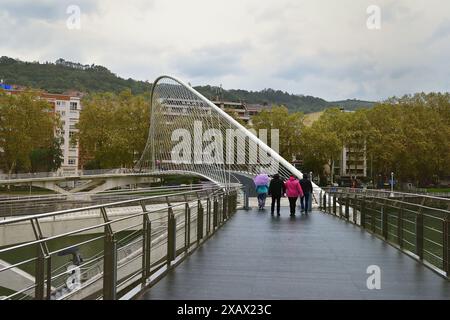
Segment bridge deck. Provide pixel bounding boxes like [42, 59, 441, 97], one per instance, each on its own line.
[142, 207, 450, 300]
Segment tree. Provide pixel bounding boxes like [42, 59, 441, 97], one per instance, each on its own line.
[250, 105, 304, 161]
[363, 93, 450, 186]
[75, 90, 150, 169]
[0, 90, 59, 176]
[30, 137, 64, 172]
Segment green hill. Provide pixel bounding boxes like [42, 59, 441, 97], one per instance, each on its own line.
[0, 56, 375, 113]
[0, 56, 151, 94]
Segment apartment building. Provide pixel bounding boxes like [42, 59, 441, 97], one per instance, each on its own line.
[44, 93, 82, 175]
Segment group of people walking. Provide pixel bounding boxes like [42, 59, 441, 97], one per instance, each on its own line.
[254, 173, 313, 216]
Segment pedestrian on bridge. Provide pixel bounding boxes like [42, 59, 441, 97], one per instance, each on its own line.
[254, 173, 269, 210]
[268, 173, 285, 216]
[300, 174, 313, 214]
[284, 175, 304, 216]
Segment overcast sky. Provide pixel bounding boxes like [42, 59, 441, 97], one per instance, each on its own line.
[0, 0, 449, 100]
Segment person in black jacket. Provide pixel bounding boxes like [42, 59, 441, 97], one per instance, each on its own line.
[268, 174, 285, 216]
[299, 174, 313, 214]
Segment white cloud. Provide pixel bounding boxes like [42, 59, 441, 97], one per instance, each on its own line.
[0, 0, 449, 100]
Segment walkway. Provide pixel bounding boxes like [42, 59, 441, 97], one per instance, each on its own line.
[142, 207, 450, 300]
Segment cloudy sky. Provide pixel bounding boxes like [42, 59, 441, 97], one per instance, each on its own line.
[0, 0, 449, 100]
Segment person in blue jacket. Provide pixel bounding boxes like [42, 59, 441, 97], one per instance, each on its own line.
[256, 183, 269, 210]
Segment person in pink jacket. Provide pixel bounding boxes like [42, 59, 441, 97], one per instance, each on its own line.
[284, 175, 304, 216]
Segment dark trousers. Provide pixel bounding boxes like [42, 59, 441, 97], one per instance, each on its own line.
[300, 193, 310, 212]
[288, 197, 298, 214]
[257, 193, 267, 208]
[271, 196, 281, 214]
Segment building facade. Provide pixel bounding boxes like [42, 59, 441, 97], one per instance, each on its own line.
[44, 93, 82, 175]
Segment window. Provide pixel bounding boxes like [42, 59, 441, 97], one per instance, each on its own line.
[70, 102, 78, 111]
[69, 131, 76, 138]
[68, 159, 76, 165]
[61, 111, 66, 116]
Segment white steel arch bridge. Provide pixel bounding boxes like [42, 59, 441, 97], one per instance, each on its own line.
[136, 75, 322, 200]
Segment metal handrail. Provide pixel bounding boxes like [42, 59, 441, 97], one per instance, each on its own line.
[0, 185, 223, 226]
[321, 187, 450, 202]
[0, 184, 245, 300]
[319, 188, 450, 279]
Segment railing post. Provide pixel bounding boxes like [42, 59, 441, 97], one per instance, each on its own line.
[197, 200, 204, 242]
[372, 202, 377, 233]
[206, 198, 211, 235]
[167, 207, 176, 264]
[243, 187, 250, 210]
[319, 190, 323, 209]
[213, 197, 218, 229]
[327, 193, 331, 214]
[184, 201, 190, 251]
[141, 214, 151, 286]
[345, 197, 350, 220]
[323, 192, 327, 212]
[382, 205, 388, 240]
[222, 194, 228, 222]
[398, 205, 403, 248]
[140, 201, 152, 285]
[338, 195, 343, 217]
[361, 197, 366, 228]
[31, 218, 50, 300]
[103, 232, 117, 300]
[35, 245, 45, 300]
[416, 212, 424, 260]
[333, 195, 337, 215]
[444, 214, 449, 277]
